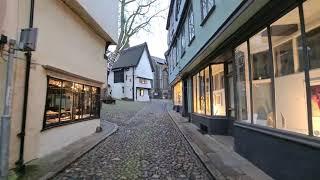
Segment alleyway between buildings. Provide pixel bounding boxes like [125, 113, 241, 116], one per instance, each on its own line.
[54, 100, 213, 180]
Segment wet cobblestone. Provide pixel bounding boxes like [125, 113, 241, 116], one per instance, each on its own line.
[54, 100, 213, 180]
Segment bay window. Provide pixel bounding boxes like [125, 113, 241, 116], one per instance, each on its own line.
[44, 77, 100, 128]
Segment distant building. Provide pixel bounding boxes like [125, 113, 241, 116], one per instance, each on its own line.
[108, 43, 154, 102]
[151, 56, 170, 99]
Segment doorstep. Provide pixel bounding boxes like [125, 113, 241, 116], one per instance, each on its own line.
[9, 120, 118, 180]
[167, 104, 273, 180]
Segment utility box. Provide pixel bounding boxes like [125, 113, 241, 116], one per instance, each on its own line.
[19, 28, 38, 51]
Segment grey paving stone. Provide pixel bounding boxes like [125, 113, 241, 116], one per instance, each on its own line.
[54, 100, 213, 180]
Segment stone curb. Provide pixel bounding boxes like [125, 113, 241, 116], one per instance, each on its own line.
[166, 105, 219, 180]
[41, 121, 119, 180]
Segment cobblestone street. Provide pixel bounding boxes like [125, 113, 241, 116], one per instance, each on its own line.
[54, 100, 213, 180]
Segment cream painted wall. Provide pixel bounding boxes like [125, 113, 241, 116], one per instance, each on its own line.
[22, 0, 106, 163]
[39, 119, 100, 157]
[32, 0, 106, 83]
[77, 0, 118, 43]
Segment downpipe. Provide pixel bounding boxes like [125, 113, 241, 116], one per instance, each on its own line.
[0, 39, 16, 180]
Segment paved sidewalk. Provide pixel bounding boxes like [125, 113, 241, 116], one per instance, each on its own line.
[10, 120, 118, 180]
[167, 104, 273, 180]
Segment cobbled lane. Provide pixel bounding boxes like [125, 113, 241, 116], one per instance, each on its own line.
[54, 100, 213, 180]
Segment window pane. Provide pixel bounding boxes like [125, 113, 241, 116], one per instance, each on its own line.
[193, 75, 197, 112]
[83, 85, 91, 119]
[271, 7, 308, 134]
[303, 0, 320, 136]
[201, 0, 207, 19]
[211, 64, 226, 116]
[174, 81, 182, 106]
[60, 81, 73, 122]
[45, 79, 62, 125]
[188, 7, 195, 42]
[91, 87, 100, 118]
[250, 29, 274, 127]
[196, 73, 201, 113]
[199, 70, 206, 114]
[73, 83, 83, 120]
[205, 67, 211, 115]
[235, 42, 251, 123]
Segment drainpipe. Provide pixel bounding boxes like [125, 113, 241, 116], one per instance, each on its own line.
[132, 68, 135, 101]
[16, 0, 35, 172]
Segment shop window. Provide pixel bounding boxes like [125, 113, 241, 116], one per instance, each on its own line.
[173, 81, 183, 106]
[303, 0, 320, 136]
[114, 69, 124, 83]
[227, 62, 235, 117]
[211, 64, 226, 116]
[193, 75, 197, 112]
[235, 42, 251, 123]
[205, 67, 211, 115]
[45, 78, 62, 125]
[44, 77, 100, 129]
[83, 86, 91, 119]
[140, 89, 144, 96]
[271, 7, 308, 134]
[199, 70, 206, 114]
[188, 4, 195, 43]
[249, 29, 274, 127]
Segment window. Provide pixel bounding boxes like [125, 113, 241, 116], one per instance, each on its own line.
[303, 0, 320, 137]
[44, 77, 100, 128]
[140, 89, 144, 96]
[188, 5, 195, 43]
[114, 69, 124, 83]
[211, 64, 226, 116]
[175, 0, 181, 20]
[172, 45, 177, 68]
[205, 67, 211, 115]
[181, 23, 186, 57]
[271, 7, 308, 134]
[139, 78, 148, 84]
[173, 81, 182, 106]
[249, 29, 274, 127]
[201, 0, 215, 21]
[235, 42, 251, 123]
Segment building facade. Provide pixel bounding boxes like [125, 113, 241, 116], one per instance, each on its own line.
[151, 56, 170, 99]
[166, 0, 320, 179]
[108, 43, 154, 102]
[0, 0, 117, 170]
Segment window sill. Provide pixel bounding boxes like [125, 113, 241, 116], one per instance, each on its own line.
[42, 116, 100, 132]
[200, 5, 216, 27]
[188, 36, 195, 46]
[234, 122, 320, 149]
[192, 112, 227, 119]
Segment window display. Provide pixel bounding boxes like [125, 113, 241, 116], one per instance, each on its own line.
[250, 29, 274, 127]
[271, 7, 308, 134]
[303, 0, 320, 136]
[211, 64, 226, 116]
[205, 67, 211, 115]
[44, 77, 100, 128]
[173, 81, 183, 106]
[235, 42, 251, 123]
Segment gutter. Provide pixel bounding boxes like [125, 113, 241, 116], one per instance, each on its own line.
[16, 0, 35, 172]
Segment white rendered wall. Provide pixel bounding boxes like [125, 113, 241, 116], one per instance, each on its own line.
[136, 89, 150, 102]
[39, 119, 100, 157]
[135, 49, 154, 80]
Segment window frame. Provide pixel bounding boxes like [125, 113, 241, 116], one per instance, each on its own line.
[233, 2, 317, 138]
[42, 76, 101, 130]
[188, 3, 195, 45]
[200, 0, 216, 26]
[114, 69, 125, 83]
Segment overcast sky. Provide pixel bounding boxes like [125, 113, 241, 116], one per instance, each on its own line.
[129, 0, 169, 59]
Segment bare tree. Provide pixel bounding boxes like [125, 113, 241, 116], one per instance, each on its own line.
[107, 0, 166, 71]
